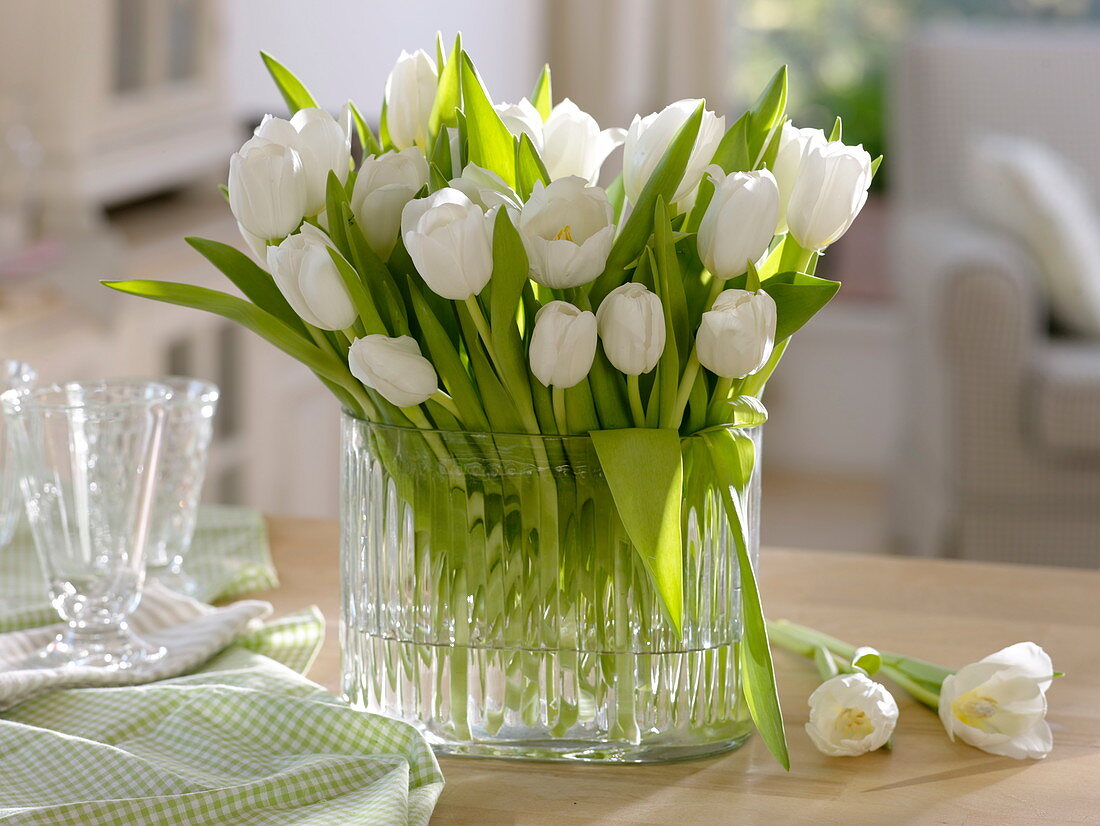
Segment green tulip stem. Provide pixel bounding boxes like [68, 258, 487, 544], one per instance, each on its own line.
[705, 377, 734, 424]
[464, 295, 499, 364]
[626, 375, 646, 427]
[768, 619, 944, 711]
[665, 278, 725, 428]
[342, 326, 360, 345]
[305, 324, 376, 418]
[552, 386, 569, 434]
[431, 391, 462, 424]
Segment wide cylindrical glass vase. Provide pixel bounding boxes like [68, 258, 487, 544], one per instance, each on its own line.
[340, 411, 761, 762]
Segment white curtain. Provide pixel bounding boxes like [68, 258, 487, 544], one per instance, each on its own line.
[546, 0, 733, 129]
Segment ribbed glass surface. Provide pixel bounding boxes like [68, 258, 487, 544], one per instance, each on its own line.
[340, 413, 760, 762]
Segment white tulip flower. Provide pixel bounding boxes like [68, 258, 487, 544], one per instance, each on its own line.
[351, 148, 430, 260]
[938, 642, 1055, 760]
[596, 283, 666, 375]
[255, 108, 351, 217]
[541, 99, 626, 185]
[228, 136, 307, 242]
[495, 98, 544, 149]
[237, 222, 269, 261]
[449, 163, 522, 211]
[771, 123, 828, 235]
[806, 673, 899, 757]
[518, 177, 615, 289]
[696, 288, 777, 379]
[786, 140, 873, 250]
[697, 167, 780, 280]
[349, 335, 438, 408]
[623, 99, 725, 211]
[267, 226, 357, 331]
[401, 188, 495, 301]
[529, 301, 598, 389]
[384, 49, 438, 150]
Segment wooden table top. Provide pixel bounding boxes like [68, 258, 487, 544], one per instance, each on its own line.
[261, 517, 1100, 825]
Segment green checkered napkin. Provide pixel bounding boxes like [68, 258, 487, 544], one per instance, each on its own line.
[0, 505, 278, 632]
[0, 642, 444, 825]
[0, 506, 444, 825]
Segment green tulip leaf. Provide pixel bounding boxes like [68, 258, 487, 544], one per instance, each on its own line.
[852, 646, 883, 676]
[696, 429, 789, 770]
[459, 51, 516, 186]
[531, 64, 552, 121]
[325, 246, 387, 336]
[828, 116, 843, 142]
[183, 237, 305, 335]
[260, 51, 319, 114]
[593, 100, 704, 303]
[763, 272, 840, 342]
[406, 275, 489, 430]
[590, 427, 684, 633]
[429, 33, 463, 135]
[489, 209, 534, 406]
[102, 280, 350, 386]
[348, 100, 382, 157]
[515, 134, 550, 200]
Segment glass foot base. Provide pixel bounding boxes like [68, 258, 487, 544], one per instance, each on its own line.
[422, 730, 753, 764]
[35, 628, 166, 671]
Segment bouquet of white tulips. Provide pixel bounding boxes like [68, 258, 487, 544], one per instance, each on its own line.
[106, 36, 877, 765]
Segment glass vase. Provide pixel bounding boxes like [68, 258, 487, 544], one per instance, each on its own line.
[339, 411, 761, 763]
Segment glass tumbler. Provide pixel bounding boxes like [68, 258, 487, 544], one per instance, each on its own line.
[1, 380, 170, 669]
[144, 377, 219, 594]
[0, 359, 36, 548]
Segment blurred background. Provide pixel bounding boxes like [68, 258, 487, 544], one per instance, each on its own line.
[2, 0, 1099, 567]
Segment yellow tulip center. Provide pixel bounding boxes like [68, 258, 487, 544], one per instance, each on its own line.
[833, 707, 874, 740]
[953, 692, 1000, 731]
[553, 225, 575, 242]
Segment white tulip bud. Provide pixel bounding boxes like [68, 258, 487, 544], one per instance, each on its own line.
[786, 140, 873, 250]
[228, 136, 307, 242]
[518, 177, 615, 289]
[351, 148, 429, 260]
[596, 283, 666, 375]
[697, 167, 780, 280]
[806, 673, 899, 757]
[266, 225, 357, 331]
[255, 108, 352, 217]
[384, 50, 438, 150]
[771, 123, 827, 235]
[349, 335, 438, 408]
[495, 98, 544, 150]
[696, 288, 777, 379]
[529, 301, 598, 389]
[401, 188, 495, 300]
[623, 99, 725, 211]
[449, 163, 522, 211]
[541, 99, 626, 185]
[938, 642, 1054, 760]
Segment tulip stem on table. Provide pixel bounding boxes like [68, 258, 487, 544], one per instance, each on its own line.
[768, 619, 944, 710]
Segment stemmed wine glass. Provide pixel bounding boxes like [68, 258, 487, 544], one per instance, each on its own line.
[1, 380, 170, 668]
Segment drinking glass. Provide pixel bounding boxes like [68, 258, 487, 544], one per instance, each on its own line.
[144, 376, 219, 594]
[0, 359, 36, 548]
[1, 380, 170, 668]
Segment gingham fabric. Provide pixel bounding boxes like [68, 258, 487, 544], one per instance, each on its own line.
[0, 504, 278, 632]
[0, 625, 443, 825]
[0, 501, 443, 826]
[0, 581, 271, 709]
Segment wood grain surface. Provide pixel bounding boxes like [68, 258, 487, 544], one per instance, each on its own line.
[257, 517, 1100, 825]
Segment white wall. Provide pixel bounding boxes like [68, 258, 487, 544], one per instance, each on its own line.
[224, 0, 548, 120]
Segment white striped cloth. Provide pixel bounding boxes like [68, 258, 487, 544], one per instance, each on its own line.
[0, 582, 271, 710]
